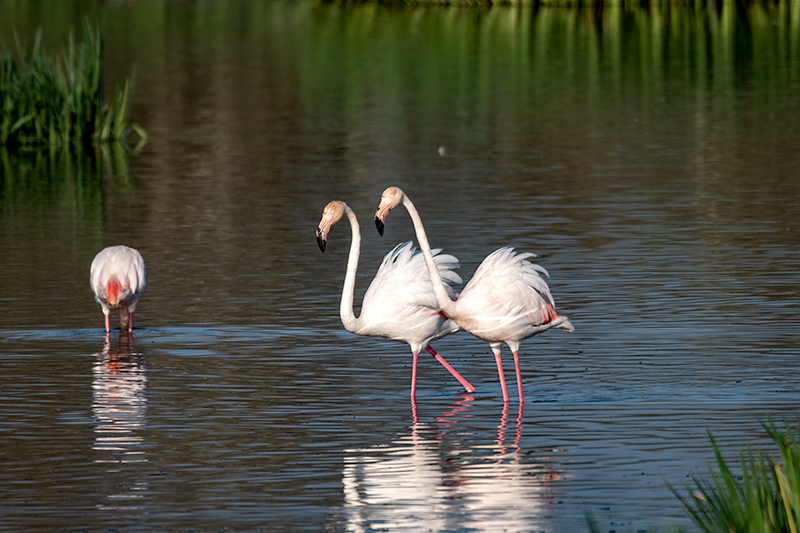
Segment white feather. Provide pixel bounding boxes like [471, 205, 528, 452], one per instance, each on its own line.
[377, 187, 574, 402]
[318, 200, 474, 395]
[90, 245, 147, 317]
[358, 241, 462, 352]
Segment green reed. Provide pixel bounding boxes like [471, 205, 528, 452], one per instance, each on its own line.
[674, 419, 800, 533]
[0, 22, 146, 147]
[586, 420, 800, 532]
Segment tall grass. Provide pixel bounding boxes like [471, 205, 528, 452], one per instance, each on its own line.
[674, 420, 800, 533]
[0, 22, 146, 147]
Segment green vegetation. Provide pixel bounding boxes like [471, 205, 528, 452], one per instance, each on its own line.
[675, 420, 800, 533]
[585, 421, 800, 532]
[0, 23, 145, 147]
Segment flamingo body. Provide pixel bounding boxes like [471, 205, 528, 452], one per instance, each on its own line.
[316, 201, 474, 397]
[374, 187, 573, 403]
[358, 240, 461, 353]
[90, 245, 147, 333]
[449, 246, 573, 351]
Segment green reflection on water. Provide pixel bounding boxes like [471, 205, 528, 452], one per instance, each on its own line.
[1, 2, 797, 91]
[0, 0, 797, 224]
[0, 144, 130, 227]
[296, 2, 799, 103]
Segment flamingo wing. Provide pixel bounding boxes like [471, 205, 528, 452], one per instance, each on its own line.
[362, 241, 461, 313]
[457, 247, 572, 334]
[358, 241, 462, 345]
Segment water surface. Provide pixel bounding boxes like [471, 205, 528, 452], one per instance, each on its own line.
[1, 1, 799, 531]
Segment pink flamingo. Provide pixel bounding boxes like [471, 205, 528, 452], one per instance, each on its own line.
[375, 187, 573, 404]
[90, 245, 147, 333]
[316, 200, 475, 398]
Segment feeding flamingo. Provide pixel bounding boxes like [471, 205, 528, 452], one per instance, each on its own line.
[316, 200, 475, 398]
[374, 187, 573, 404]
[90, 245, 147, 333]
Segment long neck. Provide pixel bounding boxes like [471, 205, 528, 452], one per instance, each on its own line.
[401, 195, 457, 315]
[339, 204, 361, 332]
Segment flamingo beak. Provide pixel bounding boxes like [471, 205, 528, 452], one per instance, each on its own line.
[374, 198, 391, 236]
[316, 226, 327, 252]
[316, 212, 335, 253]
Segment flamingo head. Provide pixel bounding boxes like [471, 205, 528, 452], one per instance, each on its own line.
[374, 186, 404, 236]
[106, 277, 123, 306]
[316, 200, 346, 253]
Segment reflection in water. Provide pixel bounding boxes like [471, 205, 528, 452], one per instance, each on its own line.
[495, 402, 524, 458]
[0, 2, 798, 531]
[92, 334, 148, 509]
[0, 143, 130, 224]
[458, 403, 564, 532]
[341, 399, 564, 532]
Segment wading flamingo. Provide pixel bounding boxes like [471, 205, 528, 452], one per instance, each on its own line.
[374, 187, 573, 404]
[316, 200, 475, 398]
[90, 245, 147, 333]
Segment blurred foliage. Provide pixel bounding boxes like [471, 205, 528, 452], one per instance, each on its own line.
[318, 0, 795, 6]
[295, 0, 799, 103]
[1, 2, 797, 125]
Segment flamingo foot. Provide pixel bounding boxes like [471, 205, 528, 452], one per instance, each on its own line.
[425, 346, 476, 393]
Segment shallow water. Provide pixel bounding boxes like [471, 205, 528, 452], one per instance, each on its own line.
[1, 1, 800, 531]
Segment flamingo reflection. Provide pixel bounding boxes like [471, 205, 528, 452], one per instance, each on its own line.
[92, 334, 148, 508]
[455, 403, 565, 531]
[495, 402, 524, 459]
[340, 398, 566, 532]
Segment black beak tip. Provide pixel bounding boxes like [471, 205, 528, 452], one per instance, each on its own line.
[316, 230, 326, 253]
[375, 217, 384, 236]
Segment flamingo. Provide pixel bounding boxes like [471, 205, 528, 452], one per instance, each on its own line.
[374, 187, 574, 404]
[90, 245, 147, 333]
[316, 200, 475, 398]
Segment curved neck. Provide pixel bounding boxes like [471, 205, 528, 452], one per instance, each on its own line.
[401, 195, 457, 315]
[339, 204, 361, 332]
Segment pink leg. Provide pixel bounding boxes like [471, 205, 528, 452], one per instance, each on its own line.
[104, 314, 110, 333]
[495, 352, 509, 403]
[129, 312, 134, 332]
[425, 346, 476, 393]
[410, 352, 419, 398]
[513, 351, 525, 405]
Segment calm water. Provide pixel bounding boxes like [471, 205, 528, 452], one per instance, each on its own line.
[1, 1, 799, 531]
